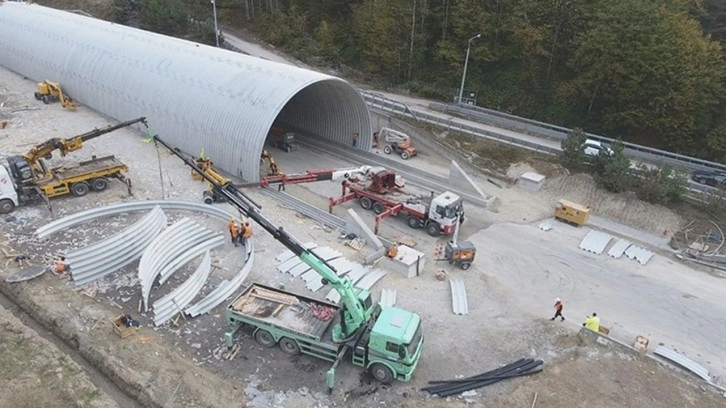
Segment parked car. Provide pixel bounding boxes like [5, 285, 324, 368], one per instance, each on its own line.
[691, 170, 726, 187]
[584, 139, 614, 157]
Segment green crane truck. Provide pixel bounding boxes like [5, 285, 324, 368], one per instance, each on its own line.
[153, 135, 424, 391]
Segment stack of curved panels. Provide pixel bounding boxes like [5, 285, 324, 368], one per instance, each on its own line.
[185, 241, 254, 317]
[35, 200, 233, 239]
[153, 251, 212, 326]
[67, 206, 167, 287]
[139, 218, 224, 311]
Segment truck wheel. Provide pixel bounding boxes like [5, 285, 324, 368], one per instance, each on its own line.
[460, 262, 471, 270]
[401, 152, 410, 160]
[34, 92, 41, 100]
[91, 177, 108, 191]
[369, 363, 394, 384]
[372, 202, 385, 214]
[0, 199, 15, 214]
[426, 222, 440, 237]
[407, 216, 421, 229]
[41, 95, 50, 104]
[254, 330, 277, 348]
[279, 337, 301, 355]
[360, 197, 372, 210]
[71, 182, 90, 197]
[383, 146, 392, 154]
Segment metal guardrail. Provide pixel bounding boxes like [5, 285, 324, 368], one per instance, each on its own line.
[361, 92, 560, 158]
[429, 101, 726, 173]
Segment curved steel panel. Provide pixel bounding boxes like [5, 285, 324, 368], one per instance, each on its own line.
[66, 206, 167, 286]
[0, 3, 372, 182]
[185, 240, 254, 317]
[35, 200, 233, 238]
[153, 251, 212, 326]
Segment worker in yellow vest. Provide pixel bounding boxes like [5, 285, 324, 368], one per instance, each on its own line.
[583, 312, 600, 332]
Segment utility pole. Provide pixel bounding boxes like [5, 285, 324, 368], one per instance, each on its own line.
[457, 33, 480, 104]
[211, 0, 219, 47]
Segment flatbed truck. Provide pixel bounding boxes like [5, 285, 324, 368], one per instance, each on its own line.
[152, 135, 424, 391]
[225, 283, 422, 385]
[328, 168, 465, 236]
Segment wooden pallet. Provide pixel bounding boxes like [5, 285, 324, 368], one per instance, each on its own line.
[345, 238, 365, 251]
[396, 235, 417, 248]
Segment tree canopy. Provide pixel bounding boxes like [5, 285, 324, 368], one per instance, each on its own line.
[110, 0, 726, 163]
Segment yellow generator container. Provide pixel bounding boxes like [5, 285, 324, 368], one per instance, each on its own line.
[554, 199, 590, 226]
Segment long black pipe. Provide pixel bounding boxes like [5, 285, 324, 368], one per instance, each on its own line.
[422, 358, 532, 392]
[435, 367, 543, 398]
[432, 360, 543, 397]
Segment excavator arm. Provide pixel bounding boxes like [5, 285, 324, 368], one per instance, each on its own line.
[153, 135, 371, 342]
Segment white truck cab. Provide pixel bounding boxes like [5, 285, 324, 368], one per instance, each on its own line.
[0, 165, 19, 214]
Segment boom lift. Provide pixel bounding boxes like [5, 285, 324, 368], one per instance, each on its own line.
[0, 117, 147, 214]
[33, 80, 78, 110]
[152, 135, 423, 391]
[379, 127, 417, 160]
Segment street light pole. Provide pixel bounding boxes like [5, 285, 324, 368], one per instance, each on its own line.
[457, 33, 481, 104]
[211, 0, 219, 47]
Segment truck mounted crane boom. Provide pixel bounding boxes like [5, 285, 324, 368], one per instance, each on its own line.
[21, 117, 148, 179]
[152, 135, 372, 342]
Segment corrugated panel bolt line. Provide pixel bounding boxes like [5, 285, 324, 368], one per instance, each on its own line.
[153, 251, 212, 326]
[185, 241, 255, 317]
[35, 200, 233, 239]
[67, 206, 167, 286]
[0, 3, 371, 182]
[450, 279, 469, 315]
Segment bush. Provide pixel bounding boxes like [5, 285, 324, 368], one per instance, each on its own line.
[560, 128, 587, 166]
[590, 139, 633, 193]
[633, 164, 688, 204]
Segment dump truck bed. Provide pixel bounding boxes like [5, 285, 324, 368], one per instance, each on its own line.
[228, 283, 339, 342]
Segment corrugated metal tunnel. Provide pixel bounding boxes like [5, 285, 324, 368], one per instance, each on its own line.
[0, 2, 372, 181]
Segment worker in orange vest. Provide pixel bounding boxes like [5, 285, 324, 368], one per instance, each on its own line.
[54, 256, 70, 275]
[551, 298, 565, 322]
[228, 218, 240, 247]
[386, 242, 399, 258]
[240, 220, 252, 248]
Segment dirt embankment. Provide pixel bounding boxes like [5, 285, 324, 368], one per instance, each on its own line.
[0, 265, 248, 407]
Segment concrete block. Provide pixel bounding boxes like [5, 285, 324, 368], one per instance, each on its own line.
[345, 209, 384, 249]
[380, 245, 425, 278]
[518, 172, 545, 192]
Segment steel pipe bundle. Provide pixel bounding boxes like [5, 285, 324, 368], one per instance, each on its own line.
[422, 358, 543, 397]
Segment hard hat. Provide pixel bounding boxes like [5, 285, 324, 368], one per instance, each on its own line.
[555, 298, 561, 302]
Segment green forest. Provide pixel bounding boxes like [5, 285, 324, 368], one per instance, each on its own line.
[107, 1, 726, 162]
